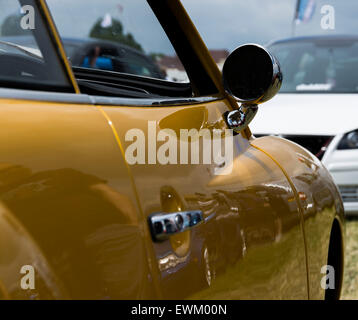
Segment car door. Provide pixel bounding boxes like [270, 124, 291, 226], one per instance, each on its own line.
[27, 0, 310, 299]
[45, 0, 310, 299]
[102, 98, 309, 299]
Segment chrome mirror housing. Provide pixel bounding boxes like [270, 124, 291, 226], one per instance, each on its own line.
[222, 44, 282, 132]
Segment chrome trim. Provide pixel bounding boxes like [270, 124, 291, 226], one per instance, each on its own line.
[222, 43, 282, 104]
[148, 210, 204, 242]
[0, 88, 91, 104]
[158, 253, 189, 272]
[224, 104, 258, 133]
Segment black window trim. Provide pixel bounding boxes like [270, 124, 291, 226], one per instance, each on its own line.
[147, 0, 219, 97]
[0, 87, 222, 107]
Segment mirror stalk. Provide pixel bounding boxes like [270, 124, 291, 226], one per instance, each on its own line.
[224, 104, 258, 133]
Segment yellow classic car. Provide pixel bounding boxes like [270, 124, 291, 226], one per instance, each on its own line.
[0, 0, 344, 300]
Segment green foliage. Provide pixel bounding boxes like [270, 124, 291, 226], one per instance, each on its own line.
[341, 220, 358, 300]
[89, 17, 143, 52]
[149, 52, 165, 62]
[1, 14, 28, 36]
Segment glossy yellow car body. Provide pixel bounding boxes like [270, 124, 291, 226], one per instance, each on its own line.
[0, 0, 344, 300]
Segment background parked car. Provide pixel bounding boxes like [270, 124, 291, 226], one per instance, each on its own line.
[62, 37, 166, 80]
[0, 35, 166, 79]
[251, 35, 358, 215]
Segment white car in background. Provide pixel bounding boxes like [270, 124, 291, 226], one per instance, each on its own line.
[251, 35, 358, 215]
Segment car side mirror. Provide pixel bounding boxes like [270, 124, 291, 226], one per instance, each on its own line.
[222, 44, 282, 132]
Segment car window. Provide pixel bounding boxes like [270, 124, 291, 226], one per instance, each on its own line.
[269, 40, 358, 93]
[47, 0, 189, 83]
[0, 0, 73, 92]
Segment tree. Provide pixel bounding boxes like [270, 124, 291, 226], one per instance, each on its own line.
[1, 14, 28, 36]
[89, 17, 143, 52]
[150, 52, 165, 62]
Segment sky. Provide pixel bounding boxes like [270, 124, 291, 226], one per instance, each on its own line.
[182, 0, 358, 51]
[1, 0, 358, 55]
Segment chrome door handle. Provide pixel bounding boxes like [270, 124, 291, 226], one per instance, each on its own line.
[148, 210, 204, 242]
